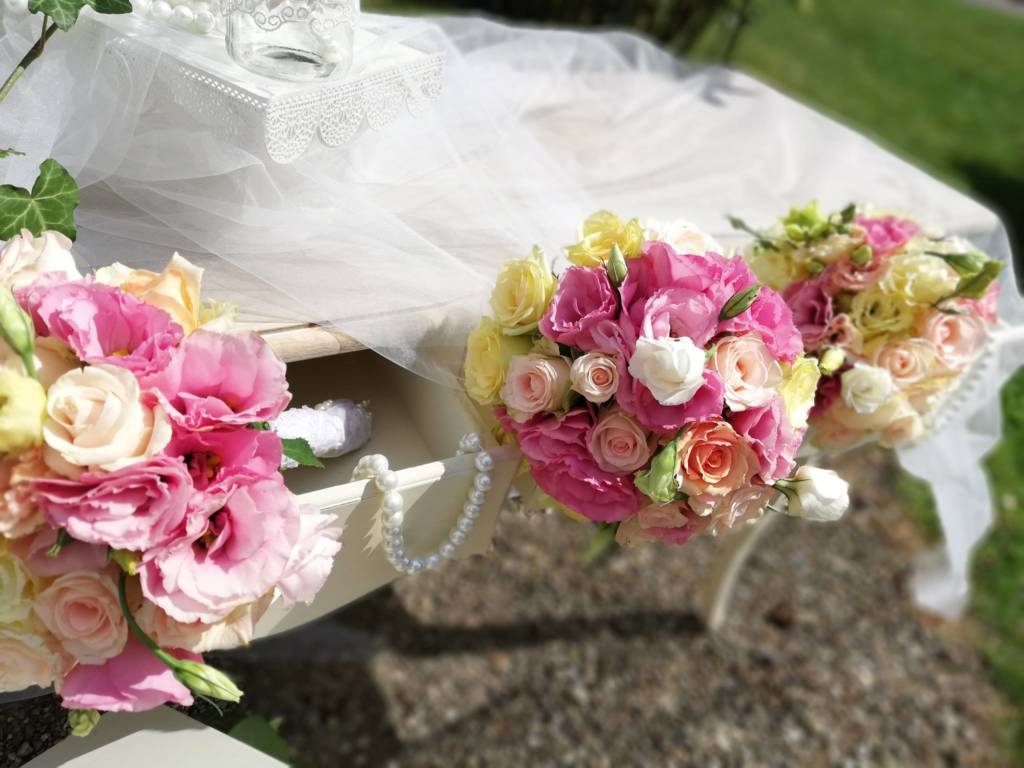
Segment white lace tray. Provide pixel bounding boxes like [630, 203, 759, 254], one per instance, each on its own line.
[88, 12, 444, 163]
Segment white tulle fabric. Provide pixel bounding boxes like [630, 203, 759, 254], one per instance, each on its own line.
[0, 10, 1020, 615]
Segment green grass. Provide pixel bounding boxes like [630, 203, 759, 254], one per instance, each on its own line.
[369, 0, 1024, 754]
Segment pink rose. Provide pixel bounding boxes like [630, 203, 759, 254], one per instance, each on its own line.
[18, 277, 183, 376]
[0, 451, 48, 539]
[921, 309, 988, 371]
[34, 571, 127, 665]
[60, 635, 199, 712]
[168, 428, 283, 491]
[783, 276, 834, 349]
[140, 475, 301, 623]
[676, 419, 759, 497]
[718, 288, 803, 364]
[616, 506, 705, 546]
[145, 331, 291, 431]
[616, 361, 725, 433]
[498, 407, 592, 466]
[637, 503, 688, 529]
[828, 249, 892, 293]
[955, 281, 999, 325]
[539, 267, 619, 350]
[709, 335, 783, 412]
[278, 506, 342, 606]
[856, 215, 919, 257]
[500, 354, 571, 421]
[587, 409, 655, 474]
[569, 351, 620, 404]
[35, 456, 193, 552]
[729, 396, 801, 483]
[11, 528, 109, 579]
[530, 454, 645, 523]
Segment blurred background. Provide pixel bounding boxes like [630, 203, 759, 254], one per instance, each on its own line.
[5, 1, 1022, 765]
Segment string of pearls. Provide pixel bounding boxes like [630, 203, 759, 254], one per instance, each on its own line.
[351, 433, 493, 575]
[143, 0, 220, 35]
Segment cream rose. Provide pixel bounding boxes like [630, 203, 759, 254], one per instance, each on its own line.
[676, 420, 759, 497]
[628, 335, 706, 406]
[0, 551, 34, 624]
[869, 338, 937, 387]
[883, 251, 959, 305]
[34, 571, 127, 665]
[921, 309, 988, 371]
[841, 363, 895, 415]
[881, 410, 925, 448]
[0, 628, 64, 692]
[570, 351, 619, 404]
[778, 356, 821, 430]
[136, 595, 271, 654]
[689, 485, 775, 535]
[709, 335, 783, 412]
[587, 409, 654, 474]
[500, 354, 571, 421]
[0, 450, 48, 539]
[97, 254, 204, 334]
[43, 364, 171, 477]
[464, 317, 532, 406]
[849, 288, 917, 340]
[0, 229, 80, 289]
[1, 336, 80, 390]
[489, 247, 555, 336]
[642, 218, 722, 256]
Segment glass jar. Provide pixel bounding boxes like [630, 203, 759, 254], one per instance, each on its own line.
[224, 0, 357, 81]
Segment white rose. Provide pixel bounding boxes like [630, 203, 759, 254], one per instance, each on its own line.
[0, 229, 80, 289]
[43, 364, 171, 476]
[628, 336, 706, 406]
[0, 628, 64, 692]
[643, 218, 723, 255]
[841, 363, 894, 415]
[570, 351, 620, 404]
[781, 466, 849, 522]
[708, 335, 783, 412]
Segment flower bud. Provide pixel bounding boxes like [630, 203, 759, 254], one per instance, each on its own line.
[0, 287, 36, 377]
[170, 659, 243, 703]
[606, 243, 628, 287]
[784, 224, 804, 241]
[850, 245, 873, 266]
[68, 709, 101, 738]
[110, 549, 140, 576]
[634, 438, 680, 505]
[719, 284, 762, 321]
[819, 347, 846, 375]
[776, 466, 849, 522]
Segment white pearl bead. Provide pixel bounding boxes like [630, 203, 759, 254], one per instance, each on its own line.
[386, 511, 404, 528]
[425, 554, 441, 570]
[439, 543, 455, 559]
[460, 434, 482, 453]
[463, 502, 480, 518]
[469, 490, 487, 506]
[368, 455, 389, 476]
[475, 453, 494, 472]
[150, 0, 172, 20]
[375, 470, 399, 491]
[408, 559, 423, 574]
[474, 473, 492, 492]
[382, 491, 404, 514]
[193, 9, 216, 33]
[450, 530, 466, 546]
[457, 516, 474, 533]
[172, 4, 195, 26]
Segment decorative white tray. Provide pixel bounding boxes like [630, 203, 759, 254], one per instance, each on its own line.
[88, 12, 444, 162]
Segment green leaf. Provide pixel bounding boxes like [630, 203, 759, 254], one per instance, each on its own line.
[229, 716, 292, 764]
[87, 0, 132, 13]
[0, 148, 24, 159]
[282, 437, 324, 469]
[634, 438, 681, 505]
[839, 202, 856, 223]
[27, 0, 88, 30]
[719, 284, 762, 321]
[247, 421, 271, 431]
[0, 159, 79, 239]
[952, 260, 1002, 300]
[727, 215, 777, 251]
[926, 250, 988, 277]
[582, 523, 618, 564]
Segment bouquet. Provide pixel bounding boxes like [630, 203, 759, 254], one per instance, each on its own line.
[464, 211, 850, 548]
[0, 231, 340, 728]
[735, 202, 1003, 450]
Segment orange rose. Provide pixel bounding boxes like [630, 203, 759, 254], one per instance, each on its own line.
[676, 420, 758, 497]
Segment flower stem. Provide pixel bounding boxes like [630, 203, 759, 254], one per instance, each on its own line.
[117, 570, 174, 665]
[0, 16, 59, 106]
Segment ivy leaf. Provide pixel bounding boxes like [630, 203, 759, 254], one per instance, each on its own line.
[281, 437, 324, 469]
[27, 0, 88, 30]
[0, 148, 24, 159]
[0, 159, 79, 240]
[87, 0, 132, 13]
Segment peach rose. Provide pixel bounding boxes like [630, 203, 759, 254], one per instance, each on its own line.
[869, 338, 937, 387]
[709, 335, 783, 412]
[587, 409, 655, 474]
[0, 450, 49, 539]
[98, 254, 204, 334]
[500, 354, 571, 421]
[0, 628, 65, 692]
[135, 595, 271, 654]
[43, 364, 171, 477]
[676, 420, 759, 497]
[34, 572, 128, 665]
[636, 503, 688, 529]
[921, 309, 988, 371]
[688, 484, 775, 535]
[570, 352, 619, 404]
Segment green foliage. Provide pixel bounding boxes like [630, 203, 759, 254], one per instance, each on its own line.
[0, 158, 79, 240]
[27, 0, 130, 31]
[230, 716, 292, 764]
[281, 437, 324, 469]
[0, 148, 24, 158]
[634, 438, 680, 505]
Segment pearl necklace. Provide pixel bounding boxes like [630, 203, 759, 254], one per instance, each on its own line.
[351, 433, 493, 575]
[145, 0, 220, 35]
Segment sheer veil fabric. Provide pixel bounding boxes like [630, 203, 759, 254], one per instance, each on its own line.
[0, 11, 1020, 615]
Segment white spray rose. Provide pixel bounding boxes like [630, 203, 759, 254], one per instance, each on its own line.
[0, 229, 80, 289]
[628, 336, 706, 406]
[642, 218, 723, 255]
[841, 362, 894, 415]
[779, 466, 850, 522]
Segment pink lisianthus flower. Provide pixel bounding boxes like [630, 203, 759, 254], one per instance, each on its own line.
[616, 361, 725, 433]
[60, 635, 199, 713]
[728, 396, 802, 483]
[34, 456, 192, 552]
[139, 474, 300, 624]
[17, 277, 183, 376]
[637, 287, 719, 348]
[278, 506, 342, 606]
[717, 289, 802, 364]
[168, 428, 283, 491]
[856, 215, 919, 257]
[783, 275, 834, 350]
[809, 372, 843, 420]
[144, 331, 291, 431]
[530, 453, 646, 523]
[539, 267, 619, 351]
[10, 528, 109, 579]
[497, 407, 593, 466]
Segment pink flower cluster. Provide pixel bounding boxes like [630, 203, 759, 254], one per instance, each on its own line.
[0, 248, 340, 713]
[469, 219, 810, 547]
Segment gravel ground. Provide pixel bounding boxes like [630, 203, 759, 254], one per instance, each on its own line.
[2, 447, 1010, 767]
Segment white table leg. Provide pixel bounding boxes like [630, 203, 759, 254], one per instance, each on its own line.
[697, 513, 778, 632]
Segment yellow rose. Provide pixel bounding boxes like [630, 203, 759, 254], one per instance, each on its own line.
[745, 244, 801, 291]
[464, 317, 532, 406]
[0, 366, 46, 455]
[882, 251, 959, 305]
[98, 253, 204, 333]
[489, 247, 555, 336]
[565, 210, 644, 267]
[779, 355, 821, 430]
[849, 288, 918, 340]
[0, 549, 34, 624]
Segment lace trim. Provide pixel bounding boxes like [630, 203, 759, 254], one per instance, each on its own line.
[221, 0, 357, 33]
